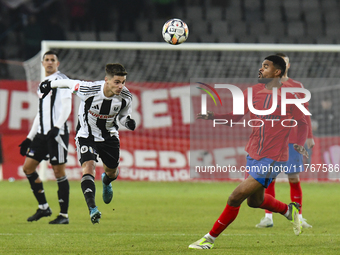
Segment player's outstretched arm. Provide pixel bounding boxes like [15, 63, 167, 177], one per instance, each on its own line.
[197, 111, 214, 120]
[39, 79, 80, 99]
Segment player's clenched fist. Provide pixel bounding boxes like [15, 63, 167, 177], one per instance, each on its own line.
[39, 80, 52, 99]
[197, 111, 214, 120]
[19, 138, 31, 156]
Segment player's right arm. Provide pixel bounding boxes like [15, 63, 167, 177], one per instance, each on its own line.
[304, 105, 315, 149]
[39, 79, 80, 98]
[27, 113, 39, 140]
[19, 113, 39, 156]
[291, 103, 309, 158]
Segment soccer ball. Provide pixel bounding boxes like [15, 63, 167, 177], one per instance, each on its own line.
[162, 18, 189, 45]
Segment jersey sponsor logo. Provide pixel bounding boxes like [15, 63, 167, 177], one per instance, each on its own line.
[51, 156, 57, 161]
[92, 105, 99, 110]
[81, 92, 98, 96]
[88, 109, 116, 119]
[81, 145, 88, 153]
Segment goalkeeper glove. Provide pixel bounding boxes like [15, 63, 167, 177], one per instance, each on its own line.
[125, 116, 136, 131]
[39, 80, 52, 99]
[47, 127, 60, 140]
[19, 138, 31, 156]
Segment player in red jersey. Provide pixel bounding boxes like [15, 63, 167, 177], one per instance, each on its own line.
[189, 55, 309, 250]
[256, 53, 314, 229]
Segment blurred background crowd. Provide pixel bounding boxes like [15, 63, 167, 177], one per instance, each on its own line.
[1, 0, 340, 67]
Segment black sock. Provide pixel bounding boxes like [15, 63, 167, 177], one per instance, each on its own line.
[81, 174, 96, 209]
[26, 171, 47, 206]
[57, 176, 69, 214]
[103, 169, 119, 186]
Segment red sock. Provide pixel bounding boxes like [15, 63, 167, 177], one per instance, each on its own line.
[290, 182, 302, 214]
[209, 204, 240, 237]
[259, 194, 288, 215]
[264, 181, 276, 214]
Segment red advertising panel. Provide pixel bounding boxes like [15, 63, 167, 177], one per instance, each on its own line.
[1, 80, 339, 181]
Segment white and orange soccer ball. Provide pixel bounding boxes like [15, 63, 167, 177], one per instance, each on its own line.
[162, 18, 189, 45]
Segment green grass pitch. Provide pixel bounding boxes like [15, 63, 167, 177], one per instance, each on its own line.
[0, 180, 339, 254]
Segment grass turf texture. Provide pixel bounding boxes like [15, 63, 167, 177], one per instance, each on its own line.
[0, 181, 339, 254]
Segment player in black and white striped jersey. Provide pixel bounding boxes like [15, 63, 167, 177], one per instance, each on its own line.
[39, 63, 136, 224]
[19, 50, 72, 224]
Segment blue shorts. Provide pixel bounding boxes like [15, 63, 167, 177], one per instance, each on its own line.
[285, 143, 304, 174]
[246, 155, 287, 188]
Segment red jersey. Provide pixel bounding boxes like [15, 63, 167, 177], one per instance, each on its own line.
[214, 83, 308, 162]
[282, 78, 313, 143]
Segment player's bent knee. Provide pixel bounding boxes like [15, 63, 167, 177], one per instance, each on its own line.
[23, 168, 32, 175]
[227, 193, 243, 207]
[82, 160, 96, 175]
[23, 164, 35, 175]
[247, 199, 262, 208]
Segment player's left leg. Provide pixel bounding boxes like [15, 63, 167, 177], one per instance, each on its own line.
[286, 143, 312, 228]
[248, 178, 302, 236]
[189, 176, 263, 250]
[48, 135, 70, 224]
[256, 179, 275, 228]
[81, 160, 101, 224]
[97, 137, 120, 204]
[101, 165, 118, 204]
[49, 163, 69, 224]
[76, 137, 101, 224]
[247, 156, 301, 235]
[288, 173, 312, 228]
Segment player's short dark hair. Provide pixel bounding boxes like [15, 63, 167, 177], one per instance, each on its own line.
[264, 55, 286, 77]
[105, 63, 128, 77]
[43, 50, 59, 60]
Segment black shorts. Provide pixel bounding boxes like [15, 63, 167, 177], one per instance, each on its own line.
[27, 133, 69, 165]
[76, 136, 120, 169]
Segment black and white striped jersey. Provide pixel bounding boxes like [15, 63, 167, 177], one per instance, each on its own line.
[73, 80, 132, 142]
[37, 71, 71, 135]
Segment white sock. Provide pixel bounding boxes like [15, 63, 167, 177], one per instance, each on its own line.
[59, 213, 68, 218]
[38, 203, 49, 210]
[265, 213, 273, 220]
[204, 233, 216, 242]
[299, 214, 303, 220]
[284, 209, 290, 218]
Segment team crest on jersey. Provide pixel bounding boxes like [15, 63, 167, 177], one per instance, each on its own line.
[114, 106, 119, 111]
[81, 146, 88, 153]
